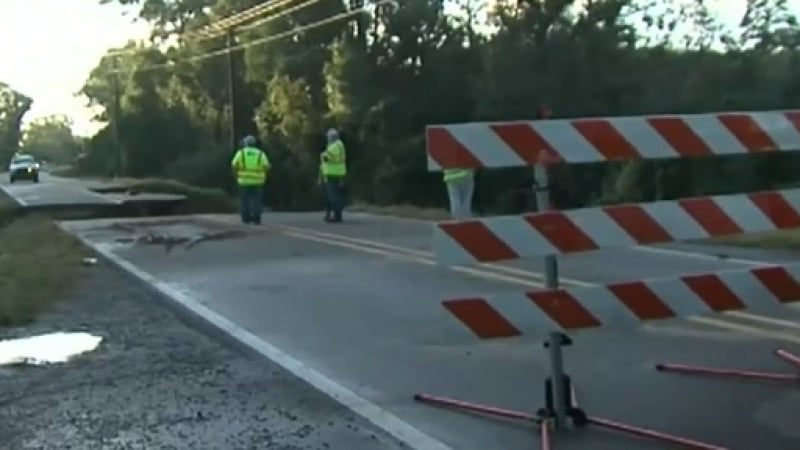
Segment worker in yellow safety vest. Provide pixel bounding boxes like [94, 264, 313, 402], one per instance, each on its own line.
[231, 135, 271, 225]
[320, 128, 347, 223]
[444, 167, 475, 219]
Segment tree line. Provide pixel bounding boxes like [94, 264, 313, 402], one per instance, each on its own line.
[9, 0, 800, 213]
[0, 83, 84, 167]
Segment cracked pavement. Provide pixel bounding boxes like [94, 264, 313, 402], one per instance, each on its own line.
[0, 263, 408, 450]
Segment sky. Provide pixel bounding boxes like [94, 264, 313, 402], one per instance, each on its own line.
[0, 0, 149, 136]
[0, 0, 798, 138]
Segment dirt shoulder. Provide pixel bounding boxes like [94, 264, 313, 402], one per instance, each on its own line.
[0, 262, 407, 450]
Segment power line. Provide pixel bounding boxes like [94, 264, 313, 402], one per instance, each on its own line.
[108, 0, 396, 76]
[105, 0, 308, 58]
[184, 0, 302, 41]
[104, 0, 366, 61]
[235, 0, 329, 35]
[187, 0, 332, 45]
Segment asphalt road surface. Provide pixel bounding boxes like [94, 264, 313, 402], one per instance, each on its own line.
[0, 172, 183, 208]
[9, 175, 800, 450]
[1, 172, 116, 207]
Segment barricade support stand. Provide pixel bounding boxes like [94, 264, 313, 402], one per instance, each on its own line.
[656, 348, 800, 385]
[421, 110, 800, 450]
[414, 331, 728, 450]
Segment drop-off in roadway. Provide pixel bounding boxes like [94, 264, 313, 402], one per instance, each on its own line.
[4, 174, 800, 450]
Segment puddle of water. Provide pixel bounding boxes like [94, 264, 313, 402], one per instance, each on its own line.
[0, 332, 103, 366]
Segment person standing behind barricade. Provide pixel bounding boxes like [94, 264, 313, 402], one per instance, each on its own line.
[320, 128, 347, 223]
[444, 167, 475, 219]
[231, 135, 270, 225]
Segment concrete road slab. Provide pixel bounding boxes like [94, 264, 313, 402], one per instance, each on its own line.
[61, 215, 800, 450]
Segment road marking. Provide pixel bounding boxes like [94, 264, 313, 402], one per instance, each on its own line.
[723, 311, 800, 330]
[632, 245, 773, 267]
[687, 316, 800, 345]
[271, 223, 595, 288]
[67, 232, 455, 450]
[280, 229, 548, 288]
[277, 222, 800, 342]
[351, 212, 789, 269]
[148, 216, 800, 342]
[350, 211, 787, 269]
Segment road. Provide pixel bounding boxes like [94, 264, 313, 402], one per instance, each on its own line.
[8, 175, 800, 450]
[0, 172, 183, 208]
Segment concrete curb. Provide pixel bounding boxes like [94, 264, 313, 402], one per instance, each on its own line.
[57, 221, 453, 450]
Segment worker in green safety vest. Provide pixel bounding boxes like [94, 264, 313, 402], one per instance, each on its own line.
[444, 167, 475, 219]
[231, 135, 270, 225]
[320, 128, 347, 223]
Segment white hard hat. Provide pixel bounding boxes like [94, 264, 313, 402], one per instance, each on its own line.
[326, 128, 339, 138]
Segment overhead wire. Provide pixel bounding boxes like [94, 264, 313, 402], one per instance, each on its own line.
[237, 0, 329, 34]
[107, 0, 396, 75]
[184, 0, 305, 41]
[106, 0, 313, 57]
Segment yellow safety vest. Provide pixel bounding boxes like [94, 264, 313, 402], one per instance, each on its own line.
[321, 140, 347, 177]
[232, 147, 269, 186]
[443, 168, 473, 184]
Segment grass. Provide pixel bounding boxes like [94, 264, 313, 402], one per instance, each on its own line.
[48, 165, 81, 178]
[709, 230, 800, 251]
[348, 202, 450, 221]
[0, 194, 84, 327]
[49, 168, 237, 215]
[115, 178, 237, 214]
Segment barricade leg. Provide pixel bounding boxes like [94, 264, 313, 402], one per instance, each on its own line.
[656, 347, 800, 385]
[775, 348, 800, 370]
[414, 332, 728, 449]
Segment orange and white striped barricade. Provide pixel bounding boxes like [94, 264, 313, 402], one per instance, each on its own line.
[415, 110, 800, 450]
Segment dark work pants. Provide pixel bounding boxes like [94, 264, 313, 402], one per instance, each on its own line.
[239, 185, 263, 224]
[322, 183, 333, 219]
[324, 176, 344, 222]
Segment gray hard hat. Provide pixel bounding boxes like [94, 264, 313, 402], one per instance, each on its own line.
[326, 128, 339, 139]
[242, 135, 256, 146]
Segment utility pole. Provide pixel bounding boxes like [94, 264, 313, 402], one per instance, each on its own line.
[226, 28, 237, 152]
[110, 56, 125, 176]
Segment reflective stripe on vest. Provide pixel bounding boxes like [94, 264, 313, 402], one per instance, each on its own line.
[322, 140, 346, 177]
[236, 148, 266, 186]
[443, 168, 473, 183]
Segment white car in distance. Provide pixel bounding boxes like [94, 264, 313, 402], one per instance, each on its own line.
[8, 153, 40, 184]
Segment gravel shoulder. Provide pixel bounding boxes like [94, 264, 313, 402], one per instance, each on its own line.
[0, 263, 407, 450]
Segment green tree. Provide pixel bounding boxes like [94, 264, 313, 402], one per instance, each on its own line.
[20, 115, 82, 164]
[86, 0, 800, 212]
[0, 83, 32, 163]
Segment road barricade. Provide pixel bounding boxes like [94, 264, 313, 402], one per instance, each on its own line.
[416, 110, 800, 450]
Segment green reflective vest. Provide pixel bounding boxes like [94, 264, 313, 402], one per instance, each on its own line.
[443, 168, 474, 184]
[321, 140, 347, 177]
[232, 146, 270, 186]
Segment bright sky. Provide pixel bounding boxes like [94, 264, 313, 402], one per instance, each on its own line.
[0, 0, 149, 136]
[0, 0, 798, 138]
